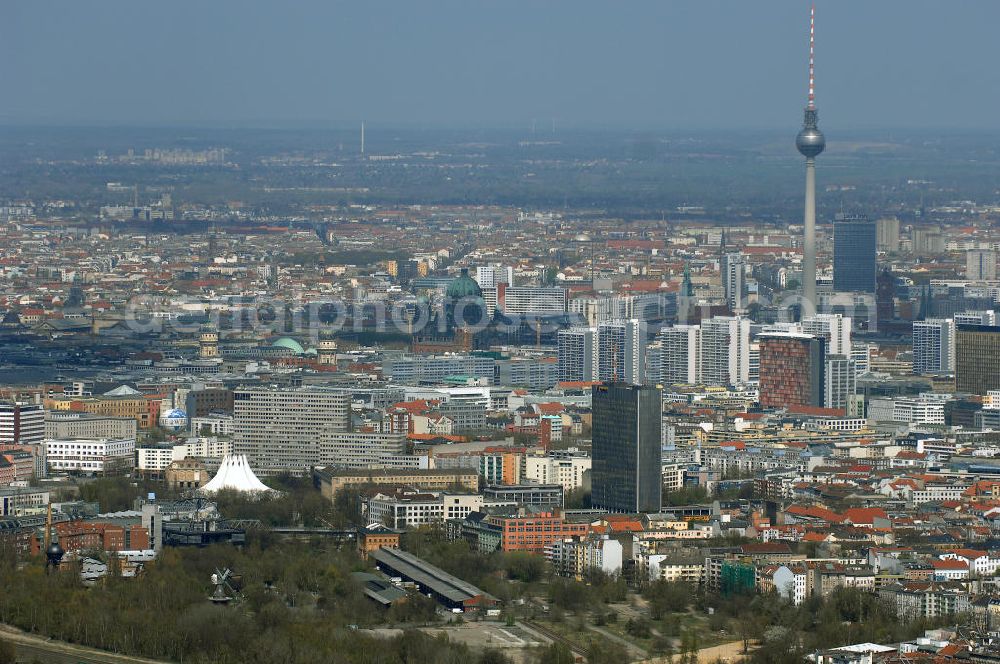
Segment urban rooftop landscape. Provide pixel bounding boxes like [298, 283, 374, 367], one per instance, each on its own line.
[4, 2, 1000, 664]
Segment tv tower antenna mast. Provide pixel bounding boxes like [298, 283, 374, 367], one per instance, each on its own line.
[795, 4, 825, 314]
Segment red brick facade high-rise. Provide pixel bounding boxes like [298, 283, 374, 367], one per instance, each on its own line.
[759, 333, 825, 409]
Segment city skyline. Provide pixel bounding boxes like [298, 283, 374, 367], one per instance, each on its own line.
[4, 3, 1000, 663]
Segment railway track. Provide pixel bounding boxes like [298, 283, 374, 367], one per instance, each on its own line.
[521, 619, 591, 659]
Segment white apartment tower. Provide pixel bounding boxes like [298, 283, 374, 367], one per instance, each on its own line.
[824, 355, 857, 412]
[699, 316, 751, 387]
[721, 253, 747, 312]
[852, 343, 875, 377]
[497, 285, 567, 315]
[912, 319, 955, 375]
[967, 249, 997, 281]
[876, 217, 900, 252]
[955, 310, 997, 327]
[801, 313, 852, 356]
[597, 319, 646, 385]
[475, 265, 513, 290]
[0, 402, 45, 447]
[557, 327, 599, 382]
[0, 401, 46, 479]
[659, 324, 701, 385]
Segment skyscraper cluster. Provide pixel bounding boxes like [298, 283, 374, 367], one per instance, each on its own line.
[557, 319, 645, 385]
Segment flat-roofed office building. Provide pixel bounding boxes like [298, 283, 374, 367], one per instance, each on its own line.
[233, 386, 350, 474]
[956, 325, 1000, 395]
[45, 412, 137, 441]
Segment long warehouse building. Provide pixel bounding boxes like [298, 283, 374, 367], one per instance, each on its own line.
[369, 547, 499, 612]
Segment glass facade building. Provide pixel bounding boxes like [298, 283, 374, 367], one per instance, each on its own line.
[956, 325, 1000, 395]
[591, 383, 662, 513]
[833, 214, 877, 293]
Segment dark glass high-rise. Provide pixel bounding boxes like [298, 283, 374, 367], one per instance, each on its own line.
[591, 383, 662, 513]
[833, 213, 877, 293]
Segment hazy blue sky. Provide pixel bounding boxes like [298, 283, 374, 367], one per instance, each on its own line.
[3, 1, 999, 131]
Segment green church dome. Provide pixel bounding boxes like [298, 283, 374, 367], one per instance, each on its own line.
[271, 336, 305, 354]
[446, 268, 483, 300]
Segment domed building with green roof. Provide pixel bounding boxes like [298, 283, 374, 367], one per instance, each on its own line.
[446, 268, 483, 300]
[411, 267, 492, 353]
[270, 336, 305, 355]
[445, 268, 487, 329]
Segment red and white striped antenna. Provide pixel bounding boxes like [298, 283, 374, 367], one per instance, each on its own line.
[807, 4, 816, 108]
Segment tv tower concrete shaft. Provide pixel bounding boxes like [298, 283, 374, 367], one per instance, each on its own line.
[803, 156, 817, 309]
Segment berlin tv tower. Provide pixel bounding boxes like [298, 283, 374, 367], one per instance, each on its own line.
[795, 4, 825, 312]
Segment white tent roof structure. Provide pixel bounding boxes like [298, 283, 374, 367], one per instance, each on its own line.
[199, 455, 275, 495]
[104, 384, 142, 397]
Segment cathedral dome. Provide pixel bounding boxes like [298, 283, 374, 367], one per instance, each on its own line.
[446, 268, 483, 300]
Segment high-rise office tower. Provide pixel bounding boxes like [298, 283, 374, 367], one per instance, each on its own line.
[659, 324, 701, 385]
[912, 319, 955, 375]
[721, 252, 747, 312]
[966, 250, 997, 281]
[748, 341, 760, 383]
[852, 343, 874, 377]
[475, 265, 514, 290]
[876, 267, 896, 326]
[912, 227, 945, 255]
[233, 386, 351, 474]
[496, 285, 567, 315]
[795, 4, 825, 311]
[591, 383, 662, 513]
[758, 333, 826, 409]
[833, 214, 877, 293]
[557, 327, 598, 382]
[956, 324, 1000, 395]
[955, 310, 998, 327]
[597, 319, 646, 385]
[0, 401, 45, 448]
[876, 217, 900, 252]
[801, 313, 852, 356]
[0, 401, 47, 480]
[700, 316, 751, 387]
[824, 354, 857, 413]
[644, 341, 663, 386]
[569, 294, 665, 326]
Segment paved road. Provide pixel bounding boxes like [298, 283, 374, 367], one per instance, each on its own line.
[0, 624, 166, 664]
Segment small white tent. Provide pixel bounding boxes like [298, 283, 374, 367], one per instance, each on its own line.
[199, 455, 275, 495]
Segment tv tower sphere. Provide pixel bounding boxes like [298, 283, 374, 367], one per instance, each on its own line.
[796, 119, 825, 159]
